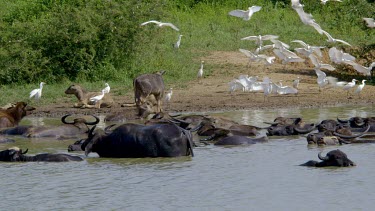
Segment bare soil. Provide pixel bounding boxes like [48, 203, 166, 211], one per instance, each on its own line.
[30, 50, 375, 119]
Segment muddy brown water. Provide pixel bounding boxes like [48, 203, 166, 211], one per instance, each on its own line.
[1, 105, 375, 210]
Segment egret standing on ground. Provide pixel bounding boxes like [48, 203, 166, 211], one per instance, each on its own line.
[293, 77, 300, 89]
[355, 80, 366, 98]
[102, 83, 110, 94]
[197, 61, 204, 82]
[343, 79, 357, 96]
[229, 6, 262, 21]
[140, 20, 180, 31]
[30, 82, 46, 101]
[90, 90, 106, 108]
[174, 35, 183, 49]
[165, 88, 173, 107]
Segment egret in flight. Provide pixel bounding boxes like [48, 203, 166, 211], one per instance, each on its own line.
[140, 20, 180, 31]
[363, 18, 375, 28]
[30, 82, 46, 101]
[229, 6, 262, 21]
[321, 30, 351, 46]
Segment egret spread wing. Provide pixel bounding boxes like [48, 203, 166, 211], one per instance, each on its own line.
[250, 6, 262, 13]
[229, 10, 247, 18]
[291, 40, 308, 48]
[162, 23, 180, 31]
[239, 49, 256, 58]
[241, 35, 258, 41]
[263, 35, 279, 41]
[140, 20, 160, 26]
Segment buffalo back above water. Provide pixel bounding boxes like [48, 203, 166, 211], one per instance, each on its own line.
[82, 123, 193, 158]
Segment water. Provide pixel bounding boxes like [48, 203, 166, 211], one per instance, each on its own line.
[1, 105, 375, 210]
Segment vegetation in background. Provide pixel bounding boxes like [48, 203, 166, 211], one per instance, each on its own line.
[0, 0, 374, 105]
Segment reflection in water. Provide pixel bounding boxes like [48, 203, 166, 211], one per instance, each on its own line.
[1, 105, 375, 210]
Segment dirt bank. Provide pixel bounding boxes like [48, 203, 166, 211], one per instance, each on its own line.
[30, 50, 375, 119]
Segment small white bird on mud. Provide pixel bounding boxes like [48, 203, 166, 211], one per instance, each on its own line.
[90, 90, 106, 108]
[229, 6, 262, 21]
[102, 83, 110, 94]
[293, 77, 300, 89]
[343, 79, 357, 96]
[165, 88, 173, 103]
[30, 82, 46, 101]
[355, 80, 366, 98]
[197, 61, 204, 82]
[140, 20, 180, 31]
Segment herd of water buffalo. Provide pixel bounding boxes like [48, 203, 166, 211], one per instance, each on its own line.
[0, 100, 372, 167]
[0, 72, 372, 167]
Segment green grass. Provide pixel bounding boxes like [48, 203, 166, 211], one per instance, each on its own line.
[0, 0, 374, 106]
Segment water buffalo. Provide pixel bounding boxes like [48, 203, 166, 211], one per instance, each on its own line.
[199, 126, 268, 146]
[81, 123, 194, 158]
[68, 139, 86, 152]
[0, 102, 35, 128]
[134, 71, 165, 117]
[266, 118, 316, 136]
[0, 147, 83, 162]
[307, 124, 370, 145]
[65, 84, 113, 108]
[0, 115, 100, 139]
[300, 149, 356, 167]
[27, 114, 99, 138]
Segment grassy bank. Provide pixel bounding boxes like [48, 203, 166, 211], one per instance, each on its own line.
[0, 0, 374, 106]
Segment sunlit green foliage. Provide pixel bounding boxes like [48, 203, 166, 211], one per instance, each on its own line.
[0, 0, 374, 105]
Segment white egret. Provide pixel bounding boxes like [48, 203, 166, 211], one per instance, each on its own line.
[343, 79, 357, 96]
[292, 40, 325, 57]
[270, 39, 290, 50]
[241, 35, 279, 47]
[345, 61, 375, 76]
[363, 18, 375, 28]
[354, 80, 366, 98]
[308, 54, 335, 71]
[102, 83, 110, 94]
[164, 88, 173, 103]
[314, 69, 328, 91]
[326, 76, 347, 88]
[229, 6, 262, 21]
[321, 30, 351, 46]
[321, 0, 342, 4]
[30, 82, 46, 101]
[293, 77, 300, 89]
[229, 80, 245, 93]
[174, 35, 183, 49]
[273, 49, 305, 65]
[328, 47, 355, 64]
[197, 61, 204, 81]
[140, 20, 180, 31]
[292, 4, 324, 34]
[89, 90, 106, 107]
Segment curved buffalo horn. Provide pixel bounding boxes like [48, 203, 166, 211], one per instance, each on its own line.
[21, 148, 28, 154]
[61, 114, 73, 124]
[189, 122, 203, 132]
[334, 124, 370, 139]
[318, 152, 329, 161]
[88, 125, 96, 139]
[85, 115, 100, 125]
[338, 138, 352, 144]
[294, 124, 316, 134]
[337, 117, 349, 123]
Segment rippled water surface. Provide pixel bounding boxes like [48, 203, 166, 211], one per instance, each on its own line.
[1, 105, 375, 210]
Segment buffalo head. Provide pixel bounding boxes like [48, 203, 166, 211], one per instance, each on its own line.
[0, 147, 28, 162]
[317, 149, 356, 167]
[81, 125, 105, 156]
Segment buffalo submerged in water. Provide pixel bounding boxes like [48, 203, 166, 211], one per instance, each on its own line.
[81, 123, 195, 158]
